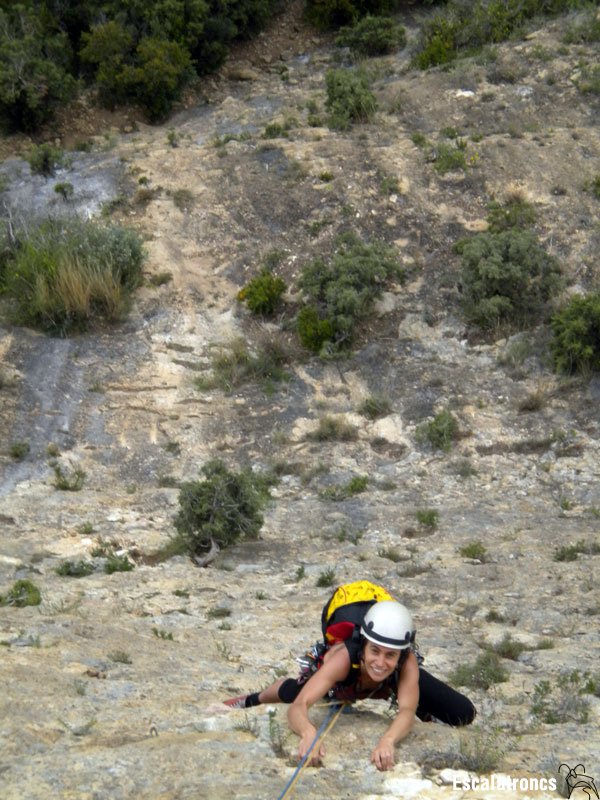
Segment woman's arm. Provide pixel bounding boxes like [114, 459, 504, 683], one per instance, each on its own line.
[287, 644, 350, 765]
[370, 651, 420, 772]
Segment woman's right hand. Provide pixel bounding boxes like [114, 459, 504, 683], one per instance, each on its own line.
[298, 728, 325, 766]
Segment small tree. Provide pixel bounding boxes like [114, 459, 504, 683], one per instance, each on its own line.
[297, 232, 403, 351]
[174, 460, 271, 555]
[0, 6, 76, 132]
[238, 269, 286, 316]
[458, 230, 562, 330]
[325, 67, 377, 130]
[551, 292, 600, 374]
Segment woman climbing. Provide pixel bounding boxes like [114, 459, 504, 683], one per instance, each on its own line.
[224, 580, 476, 771]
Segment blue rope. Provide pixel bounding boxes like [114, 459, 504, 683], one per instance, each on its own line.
[276, 703, 343, 800]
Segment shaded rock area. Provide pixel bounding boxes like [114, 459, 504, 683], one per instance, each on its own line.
[0, 3, 599, 798]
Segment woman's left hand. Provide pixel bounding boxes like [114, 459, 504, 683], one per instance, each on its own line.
[371, 737, 395, 771]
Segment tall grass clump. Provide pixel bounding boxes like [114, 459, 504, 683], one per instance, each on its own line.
[457, 230, 562, 331]
[297, 232, 403, 353]
[551, 292, 600, 375]
[0, 218, 145, 334]
[325, 68, 377, 130]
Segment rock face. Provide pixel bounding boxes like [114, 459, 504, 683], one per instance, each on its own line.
[0, 4, 599, 798]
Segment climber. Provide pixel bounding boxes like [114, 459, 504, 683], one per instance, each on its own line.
[224, 582, 475, 771]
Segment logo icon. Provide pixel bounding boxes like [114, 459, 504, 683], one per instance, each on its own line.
[559, 764, 599, 800]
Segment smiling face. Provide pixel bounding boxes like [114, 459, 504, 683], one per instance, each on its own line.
[361, 640, 401, 683]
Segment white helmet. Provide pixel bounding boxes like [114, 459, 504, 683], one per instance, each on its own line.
[361, 601, 415, 650]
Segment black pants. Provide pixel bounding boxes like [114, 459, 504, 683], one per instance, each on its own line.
[278, 667, 476, 727]
[416, 668, 476, 726]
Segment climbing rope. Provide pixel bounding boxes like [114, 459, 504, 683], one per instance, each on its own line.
[276, 702, 346, 800]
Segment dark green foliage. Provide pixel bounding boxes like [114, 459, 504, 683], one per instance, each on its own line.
[306, 0, 403, 29]
[0, 579, 41, 607]
[298, 233, 403, 352]
[174, 459, 272, 555]
[104, 554, 134, 574]
[551, 292, 600, 375]
[238, 269, 286, 316]
[449, 651, 509, 690]
[79, 21, 134, 108]
[488, 633, 526, 660]
[297, 306, 335, 353]
[122, 38, 193, 121]
[81, 28, 192, 120]
[9, 441, 30, 461]
[416, 409, 459, 452]
[486, 195, 536, 232]
[56, 560, 95, 577]
[319, 474, 368, 500]
[458, 230, 562, 330]
[27, 144, 64, 177]
[1, 217, 145, 335]
[416, 508, 439, 529]
[335, 15, 406, 56]
[325, 68, 377, 130]
[553, 539, 600, 561]
[1, 1, 282, 129]
[0, 6, 76, 132]
[415, 0, 591, 70]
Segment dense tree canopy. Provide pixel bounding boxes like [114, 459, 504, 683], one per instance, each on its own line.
[0, 0, 286, 129]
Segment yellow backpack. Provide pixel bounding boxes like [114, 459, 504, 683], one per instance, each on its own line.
[320, 580, 396, 644]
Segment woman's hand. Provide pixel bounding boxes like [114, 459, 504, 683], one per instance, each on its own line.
[298, 728, 325, 766]
[371, 736, 395, 771]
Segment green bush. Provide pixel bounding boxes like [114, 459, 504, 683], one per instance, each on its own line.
[458, 230, 562, 330]
[82, 26, 193, 120]
[459, 540, 488, 561]
[551, 292, 600, 374]
[0, 579, 41, 607]
[174, 459, 273, 555]
[415, 0, 589, 70]
[449, 651, 509, 690]
[297, 306, 335, 353]
[416, 409, 459, 452]
[531, 671, 591, 724]
[0, 6, 76, 132]
[325, 68, 377, 130]
[27, 144, 65, 177]
[486, 195, 536, 232]
[123, 37, 193, 121]
[1, 218, 145, 335]
[306, 0, 403, 29]
[238, 269, 286, 316]
[416, 508, 439, 529]
[434, 141, 467, 174]
[56, 560, 95, 577]
[320, 474, 368, 500]
[297, 233, 402, 351]
[335, 15, 406, 56]
[104, 554, 134, 574]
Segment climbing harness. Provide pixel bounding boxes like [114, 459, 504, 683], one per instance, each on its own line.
[276, 702, 346, 800]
